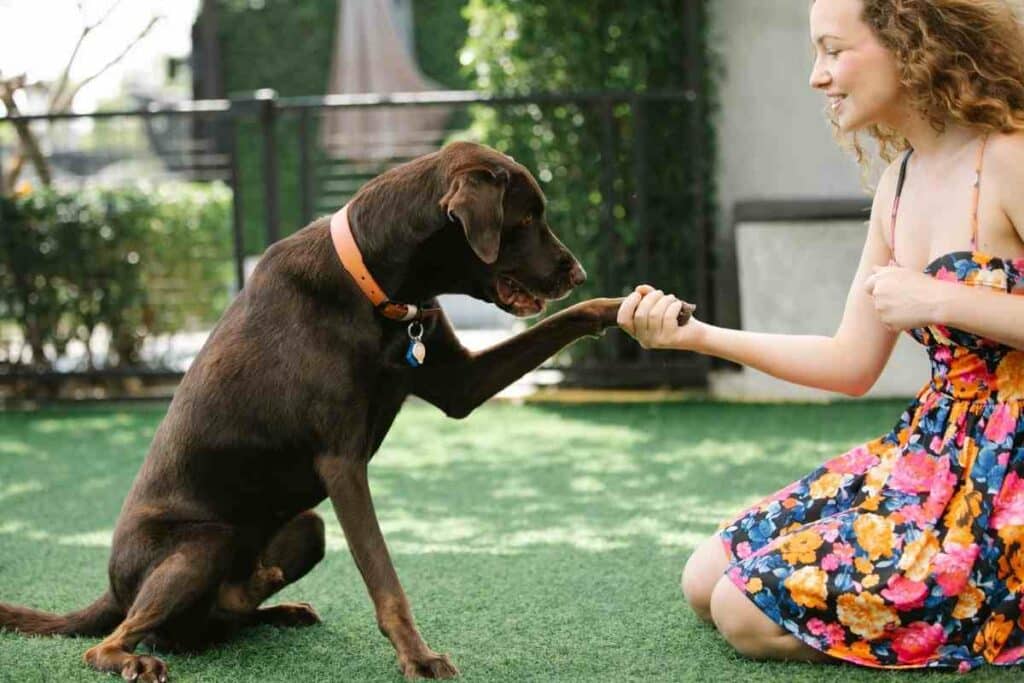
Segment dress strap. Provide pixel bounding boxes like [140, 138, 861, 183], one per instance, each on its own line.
[889, 149, 913, 265]
[970, 134, 989, 250]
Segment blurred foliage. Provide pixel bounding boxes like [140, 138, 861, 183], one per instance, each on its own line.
[215, 0, 469, 253]
[460, 0, 715, 362]
[0, 184, 233, 371]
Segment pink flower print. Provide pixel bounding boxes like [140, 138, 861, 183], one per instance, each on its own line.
[891, 621, 947, 665]
[807, 618, 846, 647]
[889, 452, 941, 494]
[881, 574, 929, 611]
[995, 645, 1024, 665]
[832, 542, 855, 563]
[983, 404, 1016, 443]
[900, 504, 932, 527]
[727, 565, 744, 587]
[991, 471, 1024, 529]
[929, 436, 945, 453]
[926, 457, 956, 512]
[821, 554, 840, 571]
[735, 541, 753, 560]
[825, 446, 879, 475]
[933, 544, 979, 596]
[935, 267, 958, 283]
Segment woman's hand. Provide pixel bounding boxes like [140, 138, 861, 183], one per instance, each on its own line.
[617, 285, 703, 350]
[864, 265, 949, 331]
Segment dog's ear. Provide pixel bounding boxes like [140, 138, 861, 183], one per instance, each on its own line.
[440, 166, 510, 264]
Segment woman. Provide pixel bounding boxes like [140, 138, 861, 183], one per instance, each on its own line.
[618, 0, 1024, 671]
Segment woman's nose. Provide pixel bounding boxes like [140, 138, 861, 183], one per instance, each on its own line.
[809, 60, 830, 89]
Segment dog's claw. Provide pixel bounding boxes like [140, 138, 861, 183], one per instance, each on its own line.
[400, 650, 459, 679]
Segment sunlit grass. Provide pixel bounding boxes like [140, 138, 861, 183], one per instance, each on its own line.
[0, 400, 1014, 681]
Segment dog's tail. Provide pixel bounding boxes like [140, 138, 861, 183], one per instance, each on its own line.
[0, 591, 123, 637]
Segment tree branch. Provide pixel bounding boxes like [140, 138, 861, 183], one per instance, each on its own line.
[0, 76, 52, 188]
[52, 14, 162, 112]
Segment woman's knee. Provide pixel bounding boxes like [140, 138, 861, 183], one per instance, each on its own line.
[710, 576, 787, 658]
[681, 535, 729, 622]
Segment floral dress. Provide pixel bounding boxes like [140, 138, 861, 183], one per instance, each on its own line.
[718, 139, 1024, 672]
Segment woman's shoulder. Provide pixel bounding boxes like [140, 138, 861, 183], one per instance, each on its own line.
[984, 131, 1024, 241]
[870, 155, 905, 214]
[984, 130, 1024, 179]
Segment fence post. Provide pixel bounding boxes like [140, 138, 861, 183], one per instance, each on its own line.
[298, 107, 313, 225]
[256, 89, 280, 246]
[630, 95, 649, 284]
[599, 97, 617, 295]
[226, 106, 246, 292]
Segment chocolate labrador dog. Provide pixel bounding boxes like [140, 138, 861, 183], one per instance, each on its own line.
[0, 142, 693, 681]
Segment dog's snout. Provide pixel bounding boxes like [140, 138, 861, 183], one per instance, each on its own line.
[567, 262, 586, 286]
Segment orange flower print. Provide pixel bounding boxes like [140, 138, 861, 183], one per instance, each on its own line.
[827, 640, 879, 666]
[965, 266, 1007, 290]
[837, 591, 900, 640]
[944, 481, 983, 547]
[854, 557, 874, 575]
[784, 566, 829, 611]
[853, 514, 895, 561]
[995, 351, 1024, 400]
[779, 529, 824, 565]
[809, 472, 844, 500]
[973, 613, 1014, 662]
[897, 530, 940, 581]
[997, 545, 1024, 592]
[952, 583, 984, 620]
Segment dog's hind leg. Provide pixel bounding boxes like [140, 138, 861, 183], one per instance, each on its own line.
[84, 534, 233, 682]
[217, 510, 325, 627]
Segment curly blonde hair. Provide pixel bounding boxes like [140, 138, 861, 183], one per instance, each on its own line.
[826, 0, 1024, 171]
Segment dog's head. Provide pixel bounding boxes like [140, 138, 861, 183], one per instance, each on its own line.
[437, 142, 586, 317]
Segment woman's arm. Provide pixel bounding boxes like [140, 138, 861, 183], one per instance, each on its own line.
[618, 162, 904, 396]
[938, 286, 1024, 350]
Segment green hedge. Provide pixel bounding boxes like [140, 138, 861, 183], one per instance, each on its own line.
[0, 184, 233, 370]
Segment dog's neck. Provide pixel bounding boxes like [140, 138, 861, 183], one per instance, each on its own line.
[344, 169, 480, 304]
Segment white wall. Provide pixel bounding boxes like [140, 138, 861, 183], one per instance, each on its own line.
[709, 0, 866, 329]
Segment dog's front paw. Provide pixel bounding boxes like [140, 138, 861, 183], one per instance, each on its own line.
[399, 650, 459, 679]
[567, 297, 623, 335]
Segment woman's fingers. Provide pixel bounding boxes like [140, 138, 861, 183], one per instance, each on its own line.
[666, 299, 685, 332]
[616, 291, 643, 334]
[648, 294, 677, 338]
[633, 290, 664, 339]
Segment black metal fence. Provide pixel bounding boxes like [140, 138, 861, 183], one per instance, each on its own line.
[1, 89, 712, 399]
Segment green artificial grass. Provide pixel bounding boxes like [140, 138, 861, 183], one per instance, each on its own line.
[0, 399, 1018, 682]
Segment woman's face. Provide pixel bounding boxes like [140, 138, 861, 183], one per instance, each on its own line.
[809, 0, 903, 132]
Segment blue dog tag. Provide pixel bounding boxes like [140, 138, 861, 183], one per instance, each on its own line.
[405, 322, 426, 367]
